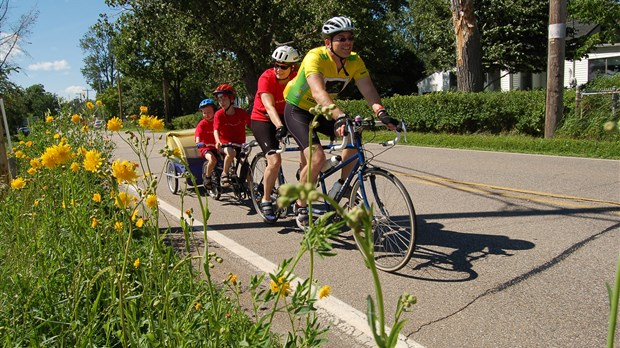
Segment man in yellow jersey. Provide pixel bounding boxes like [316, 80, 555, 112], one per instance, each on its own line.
[283, 16, 399, 229]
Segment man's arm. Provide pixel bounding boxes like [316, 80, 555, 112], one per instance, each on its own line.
[356, 76, 397, 131]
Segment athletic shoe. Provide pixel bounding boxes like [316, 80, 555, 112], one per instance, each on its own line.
[260, 201, 277, 223]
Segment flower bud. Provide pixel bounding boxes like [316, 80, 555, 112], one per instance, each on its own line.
[307, 190, 320, 203]
[278, 183, 298, 198]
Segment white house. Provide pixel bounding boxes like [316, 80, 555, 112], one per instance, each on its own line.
[418, 23, 620, 93]
[497, 42, 620, 91]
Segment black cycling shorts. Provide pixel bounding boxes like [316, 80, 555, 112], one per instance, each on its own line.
[284, 104, 335, 150]
[251, 119, 280, 154]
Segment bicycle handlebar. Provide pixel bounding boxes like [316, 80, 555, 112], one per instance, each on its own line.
[273, 115, 403, 153]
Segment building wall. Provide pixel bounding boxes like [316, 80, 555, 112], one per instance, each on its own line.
[501, 43, 620, 91]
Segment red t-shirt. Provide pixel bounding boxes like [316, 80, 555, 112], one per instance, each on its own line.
[195, 118, 216, 155]
[214, 107, 250, 144]
[251, 68, 297, 122]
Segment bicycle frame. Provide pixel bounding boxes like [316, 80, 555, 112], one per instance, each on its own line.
[275, 118, 402, 211]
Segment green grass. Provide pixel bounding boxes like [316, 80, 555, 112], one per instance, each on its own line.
[363, 131, 620, 160]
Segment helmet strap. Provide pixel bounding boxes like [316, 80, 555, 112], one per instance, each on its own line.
[328, 45, 350, 77]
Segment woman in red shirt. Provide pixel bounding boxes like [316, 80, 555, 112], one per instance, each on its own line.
[250, 46, 302, 222]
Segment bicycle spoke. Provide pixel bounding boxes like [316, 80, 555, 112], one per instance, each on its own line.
[351, 168, 417, 272]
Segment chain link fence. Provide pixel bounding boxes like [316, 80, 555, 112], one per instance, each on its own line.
[576, 87, 620, 120]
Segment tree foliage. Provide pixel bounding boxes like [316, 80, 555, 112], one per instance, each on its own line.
[80, 15, 117, 93]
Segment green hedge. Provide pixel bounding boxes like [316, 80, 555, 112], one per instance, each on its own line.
[170, 111, 202, 130]
[169, 75, 619, 141]
[339, 90, 549, 137]
[339, 84, 617, 140]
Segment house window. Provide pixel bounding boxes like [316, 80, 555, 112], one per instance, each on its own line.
[589, 56, 620, 79]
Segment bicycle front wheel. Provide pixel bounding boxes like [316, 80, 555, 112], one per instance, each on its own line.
[249, 152, 286, 223]
[349, 168, 417, 272]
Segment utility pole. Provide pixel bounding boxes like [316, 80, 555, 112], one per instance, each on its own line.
[545, 0, 567, 138]
[0, 107, 8, 184]
[82, 88, 94, 101]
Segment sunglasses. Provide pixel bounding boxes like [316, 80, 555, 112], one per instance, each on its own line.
[274, 63, 292, 70]
[332, 36, 355, 43]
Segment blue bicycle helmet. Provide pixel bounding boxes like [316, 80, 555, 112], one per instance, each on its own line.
[199, 98, 216, 109]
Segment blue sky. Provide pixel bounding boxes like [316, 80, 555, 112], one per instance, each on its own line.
[8, 0, 115, 100]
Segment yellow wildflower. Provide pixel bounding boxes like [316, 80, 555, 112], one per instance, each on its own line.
[83, 150, 103, 172]
[10, 177, 26, 189]
[45, 116, 53, 123]
[318, 285, 331, 299]
[133, 258, 140, 269]
[40, 142, 72, 168]
[81, 125, 89, 132]
[71, 114, 82, 123]
[86, 101, 94, 110]
[138, 115, 152, 129]
[70, 162, 80, 172]
[111, 160, 139, 183]
[107, 117, 123, 132]
[14, 150, 25, 159]
[34, 200, 39, 207]
[228, 274, 238, 284]
[135, 218, 144, 228]
[92, 193, 101, 203]
[139, 105, 148, 114]
[30, 158, 42, 169]
[145, 194, 158, 208]
[27, 167, 36, 175]
[269, 277, 291, 297]
[149, 117, 164, 130]
[195, 303, 201, 311]
[53, 133, 60, 139]
[114, 221, 123, 231]
[25, 141, 33, 147]
[96, 100, 103, 106]
[91, 218, 98, 228]
[115, 191, 135, 209]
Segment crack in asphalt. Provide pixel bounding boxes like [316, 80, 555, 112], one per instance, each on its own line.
[408, 221, 620, 337]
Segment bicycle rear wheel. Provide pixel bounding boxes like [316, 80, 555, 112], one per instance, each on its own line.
[349, 167, 417, 272]
[165, 159, 179, 194]
[249, 152, 286, 223]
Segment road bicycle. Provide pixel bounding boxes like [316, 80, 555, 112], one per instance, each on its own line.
[249, 117, 417, 272]
[200, 142, 257, 201]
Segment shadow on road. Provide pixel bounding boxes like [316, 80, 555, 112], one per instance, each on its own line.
[395, 217, 535, 282]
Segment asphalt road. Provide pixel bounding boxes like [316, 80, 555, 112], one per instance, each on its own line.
[113, 131, 620, 348]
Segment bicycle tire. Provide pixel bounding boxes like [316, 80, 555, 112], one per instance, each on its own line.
[349, 167, 417, 272]
[165, 159, 179, 194]
[249, 152, 285, 223]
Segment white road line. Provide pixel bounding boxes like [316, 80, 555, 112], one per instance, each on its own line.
[155, 197, 425, 348]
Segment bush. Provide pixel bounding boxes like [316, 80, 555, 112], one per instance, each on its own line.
[339, 77, 618, 141]
[339, 90, 547, 136]
[170, 112, 202, 130]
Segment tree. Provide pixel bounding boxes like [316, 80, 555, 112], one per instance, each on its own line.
[23, 84, 58, 118]
[0, 0, 38, 76]
[80, 15, 118, 93]
[450, 0, 484, 92]
[566, 0, 620, 59]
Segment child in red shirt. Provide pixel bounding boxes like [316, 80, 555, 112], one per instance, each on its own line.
[195, 98, 218, 189]
[213, 83, 251, 186]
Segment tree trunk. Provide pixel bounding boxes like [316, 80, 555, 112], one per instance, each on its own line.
[451, 0, 484, 92]
[162, 78, 171, 124]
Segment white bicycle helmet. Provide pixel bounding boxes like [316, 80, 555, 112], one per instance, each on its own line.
[321, 16, 356, 38]
[272, 45, 301, 63]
